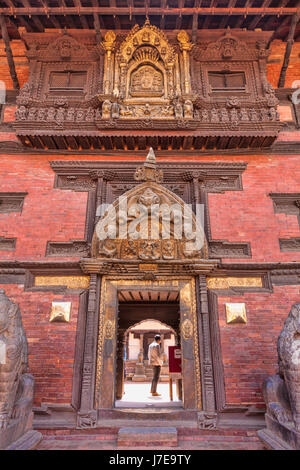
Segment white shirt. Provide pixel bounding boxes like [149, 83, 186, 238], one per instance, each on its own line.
[148, 341, 163, 366]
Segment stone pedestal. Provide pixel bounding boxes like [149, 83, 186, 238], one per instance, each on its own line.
[0, 411, 42, 450]
[258, 414, 300, 450]
[132, 363, 147, 382]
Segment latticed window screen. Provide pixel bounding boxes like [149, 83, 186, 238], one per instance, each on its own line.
[208, 72, 246, 90]
[49, 71, 87, 92]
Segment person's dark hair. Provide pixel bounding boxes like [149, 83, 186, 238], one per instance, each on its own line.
[154, 334, 161, 341]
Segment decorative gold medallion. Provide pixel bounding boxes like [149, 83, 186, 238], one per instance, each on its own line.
[104, 319, 115, 339]
[49, 302, 71, 322]
[225, 303, 247, 324]
[181, 318, 193, 340]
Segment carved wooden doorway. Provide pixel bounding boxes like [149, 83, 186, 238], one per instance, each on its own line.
[94, 277, 202, 411]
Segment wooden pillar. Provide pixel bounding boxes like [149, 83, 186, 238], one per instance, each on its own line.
[278, 13, 300, 88]
[116, 328, 125, 399]
[0, 15, 19, 90]
[197, 275, 216, 413]
[77, 273, 100, 428]
[138, 333, 144, 362]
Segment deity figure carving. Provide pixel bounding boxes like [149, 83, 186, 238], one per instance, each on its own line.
[85, 107, 95, 122]
[76, 109, 85, 122]
[58, 39, 72, 59]
[37, 107, 46, 121]
[201, 109, 209, 123]
[47, 107, 56, 121]
[56, 107, 65, 123]
[240, 108, 249, 121]
[111, 102, 120, 119]
[174, 100, 183, 119]
[220, 107, 229, 122]
[269, 107, 279, 121]
[0, 289, 33, 431]
[260, 303, 300, 449]
[230, 108, 239, 124]
[102, 100, 112, 119]
[139, 240, 160, 260]
[27, 107, 37, 121]
[249, 108, 258, 121]
[183, 100, 193, 119]
[98, 239, 117, 258]
[162, 240, 175, 260]
[260, 108, 269, 121]
[66, 107, 75, 122]
[130, 65, 164, 97]
[15, 106, 27, 121]
[211, 108, 219, 123]
[138, 188, 160, 207]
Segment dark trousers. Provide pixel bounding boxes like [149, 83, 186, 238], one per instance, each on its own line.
[151, 366, 161, 393]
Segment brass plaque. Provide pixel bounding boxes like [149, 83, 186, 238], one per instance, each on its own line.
[35, 276, 90, 289]
[138, 264, 158, 272]
[207, 276, 262, 290]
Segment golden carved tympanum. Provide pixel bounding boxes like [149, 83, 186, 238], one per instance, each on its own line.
[99, 20, 194, 120]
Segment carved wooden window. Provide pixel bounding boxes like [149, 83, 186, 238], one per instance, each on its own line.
[49, 71, 87, 96]
[208, 71, 246, 92]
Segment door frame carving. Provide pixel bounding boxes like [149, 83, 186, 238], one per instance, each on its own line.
[95, 277, 202, 411]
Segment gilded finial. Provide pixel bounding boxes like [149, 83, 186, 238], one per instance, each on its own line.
[145, 147, 156, 168]
[134, 148, 163, 183]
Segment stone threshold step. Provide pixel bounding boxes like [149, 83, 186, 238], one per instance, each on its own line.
[117, 427, 178, 447]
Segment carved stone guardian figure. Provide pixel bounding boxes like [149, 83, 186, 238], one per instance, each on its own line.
[258, 303, 300, 449]
[0, 289, 41, 449]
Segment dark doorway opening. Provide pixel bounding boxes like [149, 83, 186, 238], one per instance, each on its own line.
[115, 293, 183, 408]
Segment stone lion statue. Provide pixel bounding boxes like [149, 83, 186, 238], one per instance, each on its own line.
[0, 289, 34, 430]
[263, 303, 300, 432]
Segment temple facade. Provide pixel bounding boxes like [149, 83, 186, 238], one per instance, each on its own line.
[0, 4, 300, 445]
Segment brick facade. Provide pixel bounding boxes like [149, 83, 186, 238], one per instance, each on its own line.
[0, 31, 300, 412]
[0, 153, 300, 406]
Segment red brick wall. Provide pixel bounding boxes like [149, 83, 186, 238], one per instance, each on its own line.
[0, 154, 87, 260]
[267, 40, 300, 89]
[0, 153, 299, 406]
[0, 153, 299, 263]
[0, 284, 79, 406]
[0, 38, 299, 92]
[217, 285, 300, 406]
[0, 40, 28, 90]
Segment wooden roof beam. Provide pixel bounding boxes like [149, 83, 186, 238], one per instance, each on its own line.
[219, 0, 237, 29]
[234, 0, 252, 29]
[110, 0, 121, 30]
[21, 0, 44, 32]
[60, 0, 77, 30]
[278, 12, 300, 87]
[73, 0, 90, 29]
[127, 0, 136, 26]
[2, 0, 33, 32]
[248, 0, 273, 30]
[176, 0, 184, 30]
[192, 0, 201, 42]
[0, 14, 19, 90]
[160, 0, 167, 30]
[0, 7, 298, 16]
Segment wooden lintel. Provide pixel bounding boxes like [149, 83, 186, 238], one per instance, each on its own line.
[0, 14, 20, 90]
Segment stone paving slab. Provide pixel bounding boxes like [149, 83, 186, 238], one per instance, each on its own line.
[117, 427, 178, 447]
[36, 438, 264, 450]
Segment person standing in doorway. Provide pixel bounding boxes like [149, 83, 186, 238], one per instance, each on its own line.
[148, 334, 163, 396]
